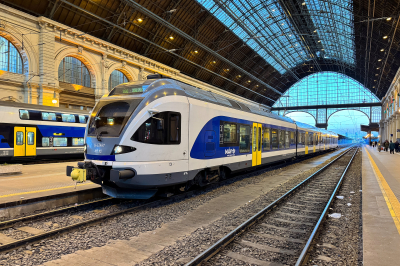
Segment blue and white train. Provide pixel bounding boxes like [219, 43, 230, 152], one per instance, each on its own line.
[0, 101, 89, 161]
[67, 74, 339, 199]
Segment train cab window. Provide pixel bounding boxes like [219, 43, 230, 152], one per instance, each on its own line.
[62, 114, 76, 123]
[239, 125, 250, 153]
[290, 131, 295, 145]
[27, 132, 34, 145]
[16, 132, 24, 145]
[279, 130, 285, 149]
[19, 110, 29, 120]
[79, 115, 87, 123]
[53, 137, 67, 147]
[262, 128, 270, 151]
[271, 129, 278, 150]
[42, 112, 57, 121]
[169, 114, 180, 143]
[42, 137, 50, 147]
[224, 123, 237, 144]
[132, 112, 181, 145]
[285, 131, 290, 149]
[72, 138, 84, 146]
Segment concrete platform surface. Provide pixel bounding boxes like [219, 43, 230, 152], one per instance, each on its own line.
[43, 149, 346, 266]
[362, 145, 400, 266]
[0, 161, 100, 204]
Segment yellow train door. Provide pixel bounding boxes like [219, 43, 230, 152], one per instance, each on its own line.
[252, 123, 262, 166]
[14, 127, 25, 156]
[14, 127, 37, 157]
[26, 127, 36, 156]
[305, 132, 309, 154]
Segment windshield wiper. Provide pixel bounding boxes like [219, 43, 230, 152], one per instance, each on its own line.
[96, 130, 108, 141]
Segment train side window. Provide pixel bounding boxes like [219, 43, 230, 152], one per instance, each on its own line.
[223, 123, 237, 144]
[285, 131, 290, 148]
[19, 110, 29, 120]
[72, 138, 84, 146]
[271, 129, 278, 150]
[42, 137, 50, 147]
[169, 113, 180, 144]
[278, 130, 285, 149]
[262, 128, 270, 151]
[27, 132, 34, 145]
[62, 114, 76, 123]
[53, 137, 67, 147]
[79, 115, 86, 123]
[42, 112, 57, 121]
[239, 125, 250, 153]
[258, 127, 261, 152]
[16, 132, 24, 145]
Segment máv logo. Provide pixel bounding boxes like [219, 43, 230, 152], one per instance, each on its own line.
[225, 148, 236, 156]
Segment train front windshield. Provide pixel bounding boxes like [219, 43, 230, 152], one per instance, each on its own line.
[88, 99, 142, 137]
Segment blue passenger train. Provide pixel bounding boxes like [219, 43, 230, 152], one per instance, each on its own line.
[67, 74, 341, 199]
[0, 101, 89, 162]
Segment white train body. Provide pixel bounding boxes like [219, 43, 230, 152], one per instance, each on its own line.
[67, 76, 339, 199]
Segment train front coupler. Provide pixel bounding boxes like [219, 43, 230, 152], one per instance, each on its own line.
[66, 161, 104, 183]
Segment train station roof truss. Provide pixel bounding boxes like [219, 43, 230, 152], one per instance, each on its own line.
[2, 0, 399, 105]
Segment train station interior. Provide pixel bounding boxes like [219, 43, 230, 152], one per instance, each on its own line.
[0, 0, 399, 265]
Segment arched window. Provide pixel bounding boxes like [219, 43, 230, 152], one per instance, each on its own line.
[58, 56, 91, 87]
[109, 70, 128, 90]
[0, 36, 23, 74]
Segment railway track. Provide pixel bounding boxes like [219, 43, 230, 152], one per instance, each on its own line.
[185, 145, 358, 266]
[0, 147, 350, 255]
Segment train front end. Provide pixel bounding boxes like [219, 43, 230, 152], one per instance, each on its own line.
[67, 76, 190, 199]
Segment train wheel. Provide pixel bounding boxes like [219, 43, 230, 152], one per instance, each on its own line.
[219, 167, 230, 180]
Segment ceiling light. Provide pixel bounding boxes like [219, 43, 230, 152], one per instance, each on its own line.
[302, 2, 306, 5]
[137, 18, 143, 23]
[169, 36, 174, 40]
[281, 23, 285, 25]
[212, 61, 216, 63]
[194, 50, 198, 53]
[375, 74, 379, 76]
[289, 34, 292, 37]
[318, 40, 321, 43]
[272, 9, 275, 12]
[380, 49, 384, 52]
[256, 85, 259, 87]
[237, 75, 241, 78]
[383, 36, 388, 39]
[248, 80, 251, 83]
[226, 69, 229, 71]
[311, 66, 313, 68]
[321, 48, 325, 50]
[378, 59, 382, 61]
[313, 30, 317, 33]
[387, 17, 392, 21]
[377, 67, 380, 69]
[373, 86, 375, 88]
[374, 80, 377, 81]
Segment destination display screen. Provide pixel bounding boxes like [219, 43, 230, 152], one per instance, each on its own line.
[109, 85, 149, 96]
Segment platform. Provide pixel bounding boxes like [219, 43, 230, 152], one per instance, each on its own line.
[0, 161, 100, 207]
[362, 145, 400, 266]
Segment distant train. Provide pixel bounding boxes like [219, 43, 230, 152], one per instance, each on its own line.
[0, 101, 89, 162]
[67, 75, 343, 199]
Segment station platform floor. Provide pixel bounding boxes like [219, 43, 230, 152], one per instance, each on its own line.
[362, 145, 400, 266]
[0, 161, 100, 205]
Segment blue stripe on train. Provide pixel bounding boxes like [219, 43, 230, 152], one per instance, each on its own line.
[85, 154, 116, 161]
[37, 125, 85, 137]
[0, 135, 10, 148]
[190, 116, 296, 160]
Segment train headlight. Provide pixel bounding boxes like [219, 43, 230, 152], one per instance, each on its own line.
[83, 144, 87, 153]
[112, 145, 136, 155]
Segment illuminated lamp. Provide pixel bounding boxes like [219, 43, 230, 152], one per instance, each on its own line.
[72, 84, 84, 91]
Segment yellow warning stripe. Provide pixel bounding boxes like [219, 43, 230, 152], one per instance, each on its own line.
[0, 182, 94, 199]
[365, 148, 400, 235]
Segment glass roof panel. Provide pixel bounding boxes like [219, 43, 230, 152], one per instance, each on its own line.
[196, 0, 355, 74]
[272, 72, 379, 108]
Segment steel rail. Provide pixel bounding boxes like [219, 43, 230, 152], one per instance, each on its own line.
[295, 145, 359, 266]
[184, 145, 356, 266]
[0, 197, 114, 230]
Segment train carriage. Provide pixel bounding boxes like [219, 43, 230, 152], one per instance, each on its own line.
[0, 101, 89, 161]
[67, 75, 338, 199]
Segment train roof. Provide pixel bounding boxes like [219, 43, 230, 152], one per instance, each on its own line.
[0, 101, 90, 115]
[110, 77, 295, 124]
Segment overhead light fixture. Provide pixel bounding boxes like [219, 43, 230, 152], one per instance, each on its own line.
[377, 67, 380, 69]
[169, 36, 174, 40]
[387, 17, 392, 21]
[212, 60, 216, 63]
[375, 74, 379, 76]
[237, 75, 241, 78]
[374, 80, 377, 81]
[302, 2, 306, 5]
[380, 49, 384, 52]
[137, 18, 143, 23]
[321, 48, 324, 50]
[373, 86, 375, 88]
[272, 9, 275, 12]
[194, 50, 198, 53]
[248, 80, 251, 83]
[318, 40, 321, 43]
[383, 36, 388, 39]
[281, 23, 285, 26]
[256, 85, 259, 87]
[378, 59, 382, 61]
[226, 69, 229, 71]
[313, 30, 317, 33]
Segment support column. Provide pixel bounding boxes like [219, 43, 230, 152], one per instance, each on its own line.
[379, 121, 384, 143]
[38, 22, 56, 106]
